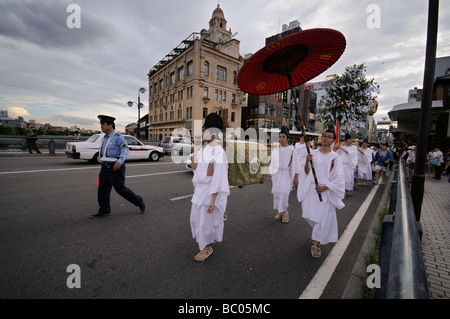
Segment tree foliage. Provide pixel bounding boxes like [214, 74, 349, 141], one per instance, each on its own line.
[317, 63, 379, 133]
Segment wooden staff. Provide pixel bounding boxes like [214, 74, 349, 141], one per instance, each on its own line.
[287, 75, 323, 202]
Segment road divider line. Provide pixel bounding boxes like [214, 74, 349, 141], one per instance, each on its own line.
[127, 170, 188, 179]
[299, 183, 380, 299]
[0, 162, 184, 175]
[170, 186, 236, 202]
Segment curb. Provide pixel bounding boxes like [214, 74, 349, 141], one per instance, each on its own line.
[341, 169, 395, 299]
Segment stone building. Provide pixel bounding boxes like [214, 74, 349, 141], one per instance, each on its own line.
[147, 5, 244, 141]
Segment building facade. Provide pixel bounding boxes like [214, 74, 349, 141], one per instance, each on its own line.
[147, 5, 243, 141]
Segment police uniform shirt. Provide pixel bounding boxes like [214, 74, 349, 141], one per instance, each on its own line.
[100, 130, 129, 164]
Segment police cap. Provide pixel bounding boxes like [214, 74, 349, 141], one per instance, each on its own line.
[98, 115, 116, 124]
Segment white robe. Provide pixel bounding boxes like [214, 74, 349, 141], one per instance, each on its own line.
[295, 142, 311, 202]
[268, 145, 297, 213]
[190, 144, 230, 251]
[357, 147, 373, 180]
[297, 149, 345, 245]
[337, 145, 358, 191]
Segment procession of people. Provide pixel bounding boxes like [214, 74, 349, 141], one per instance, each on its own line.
[188, 118, 394, 261]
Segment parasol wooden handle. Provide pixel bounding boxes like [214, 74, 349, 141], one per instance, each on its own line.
[287, 74, 322, 202]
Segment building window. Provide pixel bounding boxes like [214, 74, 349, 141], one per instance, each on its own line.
[231, 112, 235, 122]
[187, 60, 193, 77]
[159, 79, 164, 91]
[216, 66, 227, 81]
[178, 66, 184, 81]
[232, 93, 236, 104]
[170, 72, 175, 85]
[203, 108, 208, 119]
[204, 61, 209, 76]
[203, 87, 209, 99]
[187, 86, 193, 99]
[233, 71, 237, 84]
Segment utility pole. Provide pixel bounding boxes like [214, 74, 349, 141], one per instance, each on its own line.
[411, 0, 439, 222]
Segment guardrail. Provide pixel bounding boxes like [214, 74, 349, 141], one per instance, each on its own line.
[375, 161, 429, 299]
[0, 135, 89, 154]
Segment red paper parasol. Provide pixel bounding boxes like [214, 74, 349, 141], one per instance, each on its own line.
[237, 28, 346, 95]
[237, 28, 346, 202]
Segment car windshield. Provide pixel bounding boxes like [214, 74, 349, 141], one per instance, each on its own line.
[162, 137, 171, 143]
[86, 134, 101, 143]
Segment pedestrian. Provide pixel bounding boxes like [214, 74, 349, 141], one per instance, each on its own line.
[336, 133, 358, 196]
[74, 131, 80, 140]
[294, 134, 311, 183]
[268, 125, 298, 223]
[357, 138, 372, 185]
[427, 149, 434, 178]
[371, 143, 379, 180]
[22, 123, 42, 154]
[90, 115, 145, 219]
[374, 143, 394, 185]
[432, 147, 444, 180]
[406, 147, 416, 182]
[190, 113, 229, 261]
[297, 129, 345, 258]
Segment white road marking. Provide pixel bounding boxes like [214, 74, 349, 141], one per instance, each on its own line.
[299, 183, 380, 299]
[0, 162, 182, 175]
[169, 186, 237, 201]
[127, 170, 188, 179]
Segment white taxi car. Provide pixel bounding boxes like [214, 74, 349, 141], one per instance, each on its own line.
[65, 133, 165, 163]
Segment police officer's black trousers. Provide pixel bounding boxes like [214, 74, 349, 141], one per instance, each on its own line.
[97, 164, 143, 214]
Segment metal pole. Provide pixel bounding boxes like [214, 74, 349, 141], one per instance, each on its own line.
[138, 94, 141, 138]
[411, 0, 439, 222]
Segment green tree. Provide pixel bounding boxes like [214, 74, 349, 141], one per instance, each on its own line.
[0, 124, 15, 135]
[317, 63, 379, 133]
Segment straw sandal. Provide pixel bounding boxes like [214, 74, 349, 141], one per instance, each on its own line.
[194, 245, 213, 261]
[311, 243, 321, 258]
[281, 211, 289, 223]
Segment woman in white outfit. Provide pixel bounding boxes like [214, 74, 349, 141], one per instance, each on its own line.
[190, 113, 230, 261]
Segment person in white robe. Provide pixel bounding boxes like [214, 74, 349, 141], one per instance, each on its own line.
[190, 113, 229, 261]
[268, 126, 298, 223]
[357, 139, 373, 185]
[295, 135, 312, 202]
[336, 133, 358, 196]
[298, 129, 345, 258]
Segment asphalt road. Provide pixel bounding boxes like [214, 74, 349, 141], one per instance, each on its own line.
[0, 155, 384, 299]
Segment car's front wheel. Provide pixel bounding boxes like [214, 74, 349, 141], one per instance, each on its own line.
[90, 152, 101, 164]
[149, 151, 160, 161]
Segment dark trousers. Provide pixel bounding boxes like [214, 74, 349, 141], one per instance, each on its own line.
[98, 164, 143, 214]
[434, 164, 442, 180]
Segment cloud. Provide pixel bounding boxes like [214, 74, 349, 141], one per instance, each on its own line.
[8, 106, 30, 117]
[0, 0, 449, 132]
[0, 0, 118, 49]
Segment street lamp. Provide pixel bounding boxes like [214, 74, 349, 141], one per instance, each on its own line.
[128, 87, 146, 136]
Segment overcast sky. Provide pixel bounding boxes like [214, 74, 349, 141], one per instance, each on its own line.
[0, 0, 449, 132]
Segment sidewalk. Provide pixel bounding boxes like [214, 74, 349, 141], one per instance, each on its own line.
[420, 176, 450, 299]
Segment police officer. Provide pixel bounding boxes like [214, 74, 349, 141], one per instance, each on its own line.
[90, 115, 145, 219]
